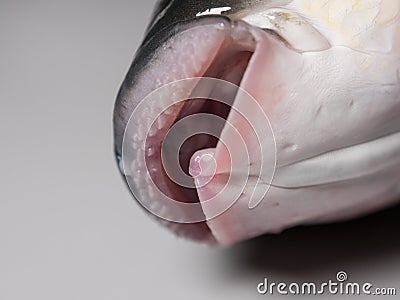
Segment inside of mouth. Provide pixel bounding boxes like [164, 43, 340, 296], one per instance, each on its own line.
[175, 43, 253, 197]
[176, 47, 254, 196]
[146, 34, 255, 240]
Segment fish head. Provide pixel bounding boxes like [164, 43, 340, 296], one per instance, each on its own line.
[113, 0, 400, 245]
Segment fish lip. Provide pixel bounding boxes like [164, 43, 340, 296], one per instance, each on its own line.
[273, 131, 400, 189]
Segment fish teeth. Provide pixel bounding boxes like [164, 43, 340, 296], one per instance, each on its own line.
[132, 133, 142, 143]
[131, 141, 140, 151]
[146, 146, 156, 157]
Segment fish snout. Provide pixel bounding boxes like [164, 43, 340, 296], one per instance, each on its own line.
[114, 3, 400, 245]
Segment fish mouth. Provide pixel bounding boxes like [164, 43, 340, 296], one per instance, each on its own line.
[116, 18, 277, 242]
[115, 14, 400, 245]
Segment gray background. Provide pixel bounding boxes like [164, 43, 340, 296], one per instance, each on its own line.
[0, 1, 399, 299]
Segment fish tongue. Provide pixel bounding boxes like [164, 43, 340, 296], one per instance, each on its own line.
[189, 26, 299, 246]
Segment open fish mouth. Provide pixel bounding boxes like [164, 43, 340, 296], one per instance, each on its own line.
[117, 18, 275, 243]
[114, 9, 400, 246]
